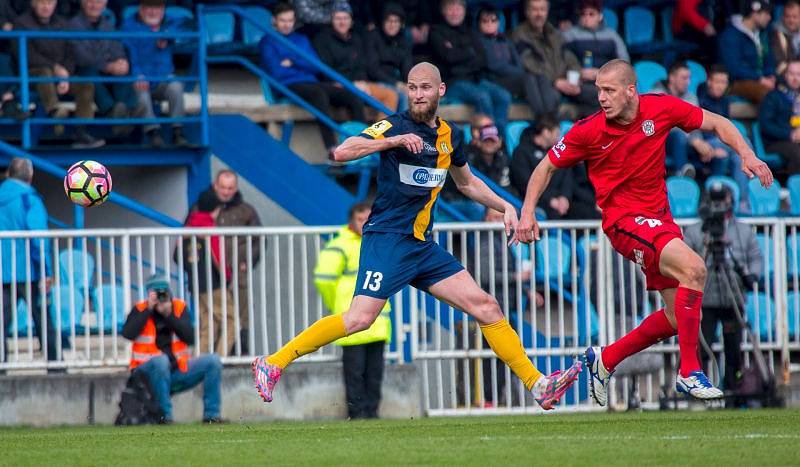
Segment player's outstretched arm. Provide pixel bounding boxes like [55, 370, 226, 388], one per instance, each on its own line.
[449, 163, 518, 238]
[333, 133, 424, 162]
[515, 157, 560, 244]
[700, 109, 774, 188]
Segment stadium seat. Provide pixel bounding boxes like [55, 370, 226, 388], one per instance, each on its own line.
[745, 291, 775, 341]
[747, 177, 781, 216]
[559, 120, 573, 136]
[749, 122, 785, 169]
[624, 7, 655, 48]
[788, 235, 800, 280]
[5, 299, 30, 337]
[686, 60, 706, 96]
[204, 12, 235, 45]
[787, 174, 800, 215]
[756, 233, 775, 282]
[259, 78, 278, 105]
[102, 8, 116, 27]
[49, 285, 86, 336]
[534, 234, 572, 285]
[504, 121, 529, 156]
[93, 284, 128, 333]
[58, 249, 95, 292]
[603, 7, 618, 31]
[788, 291, 799, 340]
[705, 175, 741, 213]
[462, 124, 472, 145]
[633, 61, 666, 93]
[122, 5, 138, 20]
[666, 176, 700, 218]
[242, 6, 272, 46]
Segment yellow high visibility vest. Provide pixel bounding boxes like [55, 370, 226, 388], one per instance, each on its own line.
[314, 226, 391, 346]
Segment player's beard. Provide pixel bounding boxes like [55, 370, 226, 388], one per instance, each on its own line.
[409, 96, 439, 123]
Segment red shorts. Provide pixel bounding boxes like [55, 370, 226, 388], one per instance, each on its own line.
[605, 214, 682, 291]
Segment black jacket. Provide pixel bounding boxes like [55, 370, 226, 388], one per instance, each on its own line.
[313, 26, 368, 81]
[510, 128, 571, 218]
[465, 144, 516, 197]
[429, 22, 486, 82]
[122, 301, 195, 370]
[365, 28, 413, 84]
[13, 11, 75, 73]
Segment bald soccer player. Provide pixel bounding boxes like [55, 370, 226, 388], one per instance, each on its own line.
[252, 62, 582, 411]
[514, 59, 773, 405]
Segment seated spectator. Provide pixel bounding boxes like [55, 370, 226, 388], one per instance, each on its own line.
[513, 0, 594, 120]
[122, 274, 224, 424]
[0, 53, 26, 119]
[260, 2, 366, 158]
[365, 3, 412, 111]
[294, 0, 350, 38]
[563, 0, 628, 106]
[719, 1, 776, 105]
[697, 65, 751, 210]
[653, 61, 719, 178]
[14, 0, 104, 148]
[121, 0, 188, 148]
[70, 0, 145, 139]
[770, 0, 800, 76]
[673, 0, 717, 63]
[430, 0, 510, 131]
[477, 4, 559, 119]
[465, 113, 515, 196]
[313, 4, 399, 117]
[758, 58, 800, 174]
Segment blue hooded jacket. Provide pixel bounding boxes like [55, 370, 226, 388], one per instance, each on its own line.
[0, 178, 51, 283]
[259, 31, 320, 86]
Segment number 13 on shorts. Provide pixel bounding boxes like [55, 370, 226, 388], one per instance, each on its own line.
[362, 270, 383, 291]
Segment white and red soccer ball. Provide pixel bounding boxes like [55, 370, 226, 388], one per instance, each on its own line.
[63, 160, 112, 207]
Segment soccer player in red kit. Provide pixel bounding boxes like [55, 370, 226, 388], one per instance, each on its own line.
[513, 60, 774, 405]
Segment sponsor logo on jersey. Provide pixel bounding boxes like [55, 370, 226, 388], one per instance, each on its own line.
[363, 120, 393, 138]
[440, 141, 451, 154]
[399, 164, 448, 187]
[641, 119, 655, 136]
[552, 137, 566, 158]
[422, 141, 438, 153]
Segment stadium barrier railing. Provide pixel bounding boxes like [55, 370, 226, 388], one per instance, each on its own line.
[0, 219, 796, 413]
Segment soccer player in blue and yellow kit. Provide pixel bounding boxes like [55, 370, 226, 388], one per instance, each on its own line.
[252, 62, 582, 410]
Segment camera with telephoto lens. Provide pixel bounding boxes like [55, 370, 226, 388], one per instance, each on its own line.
[155, 288, 171, 303]
[698, 182, 730, 241]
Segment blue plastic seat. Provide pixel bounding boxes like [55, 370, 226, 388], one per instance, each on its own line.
[748, 177, 781, 216]
[242, 6, 273, 45]
[603, 8, 618, 31]
[745, 291, 775, 341]
[49, 285, 86, 336]
[559, 120, 573, 136]
[667, 176, 700, 218]
[756, 233, 775, 282]
[686, 60, 706, 96]
[788, 291, 799, 340]
[5, 299, 30, 336]
[122, 5, 138, 20]
[58, 249, 95, 292]
[505, 121, 530, 156]
[462, 124, 472, 145]
[787, 235, 800, 279]
[704, 175, 741, 213]
[787, 174, 800, 215]
[204, 11, 235, 45]
[633, 61, 667, 93]
[535, 235, 572, 285]
[750, 122, 786, 169]
[93, 284, 128, 333]
[624, 7, 655, 47]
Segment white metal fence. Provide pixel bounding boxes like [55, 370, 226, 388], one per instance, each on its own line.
[1, 220, 798, 413]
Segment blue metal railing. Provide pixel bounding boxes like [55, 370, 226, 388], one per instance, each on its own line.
[0, 28, 208, 148]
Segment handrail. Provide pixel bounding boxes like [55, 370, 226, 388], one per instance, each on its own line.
[0, 139, 183, 227]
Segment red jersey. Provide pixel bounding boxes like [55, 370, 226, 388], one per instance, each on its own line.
[547, 94, 704, 230]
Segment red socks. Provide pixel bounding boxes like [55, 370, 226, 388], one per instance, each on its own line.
[601, 308, 676, 372]
[674, 286, 703, 377]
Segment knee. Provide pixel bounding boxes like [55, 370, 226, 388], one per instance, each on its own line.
[472, 293, 503, 325]
[150, 354, 171, 376]
[166, 81, 184, 95]
[206, 354, 222, 375]
[682, 258, 707, 287]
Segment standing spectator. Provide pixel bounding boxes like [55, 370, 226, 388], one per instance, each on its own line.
[121, 0, 188, 148]
[719, 0, 776, 105]
[0, 158, 59, 367]
[189, 170, 262, 355]
[653, 61, 718, 178]
[182, 191, 235, 356]
[563, 0, 629, 100]
[758, 58, 800, 173]
[673, 0, 717, 63]
[14, 0, 104, 148]
[259, 1, 366, 158]
[365, 3, 412, 111]
[698, 65, 751, 209]
[770, 0, 800, 76]
[122, 274, 224, 424]
[294, 0, 349, 38]
[314, 203, 390, 419]
[70, 0, 145, 139]
[465, 113, 515, 196]
[429, 0, 511, 131]
[513, 0, 594, 119]
[313, 4, 399, 116]
[477, 4, 559, 119]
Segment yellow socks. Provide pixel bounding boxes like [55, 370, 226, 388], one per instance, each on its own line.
[480, 319, 543, 390]
[266, 314, 347, 369]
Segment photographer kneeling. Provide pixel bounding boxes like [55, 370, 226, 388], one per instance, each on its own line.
[122, 274, 224, 423]
[684, 183, 762, 392]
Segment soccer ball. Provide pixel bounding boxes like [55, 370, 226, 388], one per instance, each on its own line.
[63, 160, 112, 207]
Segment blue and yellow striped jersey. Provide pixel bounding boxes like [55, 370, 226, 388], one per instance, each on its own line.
[358, 111, 466, 241]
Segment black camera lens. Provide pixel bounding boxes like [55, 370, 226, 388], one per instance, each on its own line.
[156, 290, 170, 302]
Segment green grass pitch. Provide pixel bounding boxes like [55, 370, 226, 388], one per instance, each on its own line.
[2, 409, 799, 466]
